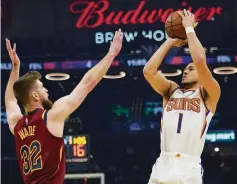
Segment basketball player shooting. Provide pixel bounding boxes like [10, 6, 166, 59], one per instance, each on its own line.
[143, 10, 221, 184]
[5, 29, 123, 184]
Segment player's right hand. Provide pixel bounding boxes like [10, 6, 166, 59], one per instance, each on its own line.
[6, 38, 20, 67]
[108, 29, 123, 57]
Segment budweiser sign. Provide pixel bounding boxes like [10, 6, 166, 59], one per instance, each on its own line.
[69, 0, 222, 29]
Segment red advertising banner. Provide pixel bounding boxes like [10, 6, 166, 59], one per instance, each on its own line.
[69, 0, 222, 29]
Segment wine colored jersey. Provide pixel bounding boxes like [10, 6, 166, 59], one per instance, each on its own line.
[14, 108, 65, 184]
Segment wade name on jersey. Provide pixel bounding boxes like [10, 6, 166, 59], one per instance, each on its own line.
[18, 125, 36, 140]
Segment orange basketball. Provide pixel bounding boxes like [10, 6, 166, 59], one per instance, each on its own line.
[165, 11, 187, 40]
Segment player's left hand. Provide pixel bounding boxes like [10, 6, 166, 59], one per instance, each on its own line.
[6, 38, 20, 67]
[178, 9, 198, 28]
[108, 29, 123, 57]
[168, 37, 188, 47]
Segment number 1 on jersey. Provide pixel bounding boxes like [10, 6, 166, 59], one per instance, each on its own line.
[177, 113, 183, 133]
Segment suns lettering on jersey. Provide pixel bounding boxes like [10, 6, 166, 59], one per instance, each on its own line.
[18, 126, 36, 140]
[166, 98, 201, 113]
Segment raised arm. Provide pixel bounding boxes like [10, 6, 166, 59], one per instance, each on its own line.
[5, 39, 23, 134]
[47, 29, 123, 137]
[143, 38, 186, 97]
[179, 10, 221, 112]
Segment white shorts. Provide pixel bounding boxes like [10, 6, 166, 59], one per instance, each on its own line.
[148, 152, 203, 184]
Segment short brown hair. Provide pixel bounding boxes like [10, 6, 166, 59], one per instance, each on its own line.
[13, 71, 42, 105]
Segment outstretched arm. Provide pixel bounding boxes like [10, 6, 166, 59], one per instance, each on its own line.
[47, 29, 123, 137]
[179, 10, 221, 112]
[5, 39, 23, 134]
[143, 38, 186, 97]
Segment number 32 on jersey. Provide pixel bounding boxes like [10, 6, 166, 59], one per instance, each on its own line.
[20, 140, 42, 175]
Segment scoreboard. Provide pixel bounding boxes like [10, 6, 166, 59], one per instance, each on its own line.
[64, 135, 90, 173]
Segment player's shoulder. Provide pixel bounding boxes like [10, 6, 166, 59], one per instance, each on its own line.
[163, 81, 179, 106]
[199, 86, 209, 100]
[199, 86, 218, 114]
[167, 81, 180, 97]
[9, 113, 24, 135]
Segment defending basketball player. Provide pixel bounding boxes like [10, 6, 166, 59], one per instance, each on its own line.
[143, 10, 221, 184]
[5, 29, 123, 184]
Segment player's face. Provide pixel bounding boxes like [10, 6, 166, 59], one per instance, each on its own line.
[33, 80, 53, 110]
[181, 63, 198, 86]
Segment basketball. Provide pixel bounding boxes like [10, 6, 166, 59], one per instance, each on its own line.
[165, 11, 187, 40]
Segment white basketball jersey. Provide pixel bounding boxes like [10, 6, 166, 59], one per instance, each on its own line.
[160, 87, 213, 157]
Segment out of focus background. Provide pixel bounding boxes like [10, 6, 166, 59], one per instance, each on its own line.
[1, 0, 237, 183]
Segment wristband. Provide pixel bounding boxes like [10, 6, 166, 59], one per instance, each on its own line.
[185, 27, 195, 34]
